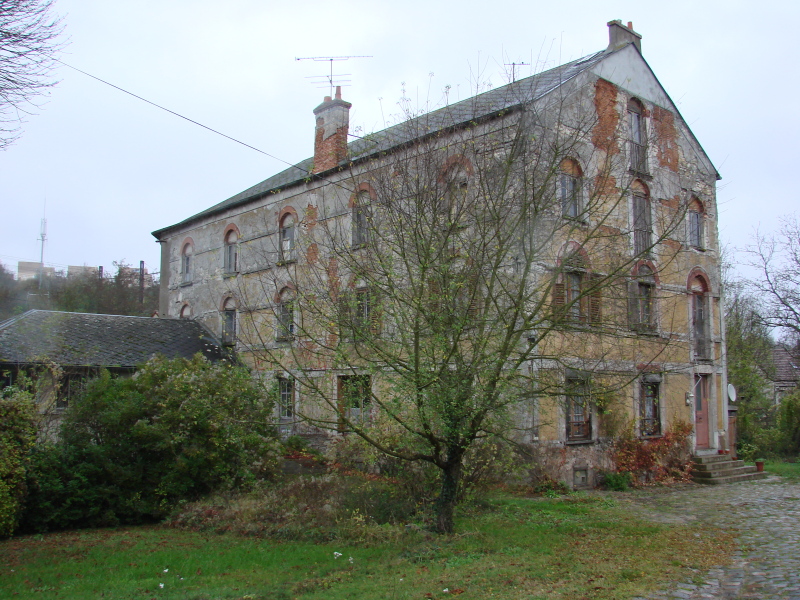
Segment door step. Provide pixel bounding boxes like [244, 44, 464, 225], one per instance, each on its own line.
[691, 454, 768, 485]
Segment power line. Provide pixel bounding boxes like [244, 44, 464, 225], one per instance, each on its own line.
[54, 58, 299, 170]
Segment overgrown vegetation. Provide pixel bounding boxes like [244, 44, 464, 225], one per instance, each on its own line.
[611, 422, 693, 485]
[0, 489, 735, 600]
[12, 355, 279, 535]
[0, 384, 37, 536]
[0, 260, 159, 320]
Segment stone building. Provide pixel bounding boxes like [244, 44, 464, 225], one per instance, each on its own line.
[153, 21, 727, 486]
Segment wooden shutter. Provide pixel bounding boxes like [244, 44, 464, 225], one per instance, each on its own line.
[627, 280, 640, 329]
[552, 280, 566, 321]
[588, 274, 603, 325]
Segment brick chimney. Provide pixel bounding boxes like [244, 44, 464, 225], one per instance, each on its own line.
[607, 20, 642, 54]
[312, 86, 352, 173]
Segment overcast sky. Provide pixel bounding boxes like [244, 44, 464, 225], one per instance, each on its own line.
[2, 0, 796, 279]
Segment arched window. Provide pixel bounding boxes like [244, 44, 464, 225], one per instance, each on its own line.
[688, 197, 705, 250]
[689, 275, 710, 360]
[559, 158, 583, 219]
[552, 249, 601, 325]
[629, 264, 656, 331]
[632, 180, 652, 256]
[224, 229, 238, 273]
[181, 242, 193, 284]
[180, 303, 192, 319]
[628, 98, 648, 173]
[276, 289, 295, 341]
[443, 164, 469, 222]
[352, 190, 371, 247]
[221, 297, 236, 346]
[279, 213, 296, 263]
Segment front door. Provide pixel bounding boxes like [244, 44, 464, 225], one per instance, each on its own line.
[694, 374, 710, 449]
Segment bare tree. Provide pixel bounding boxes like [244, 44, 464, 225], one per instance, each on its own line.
[228, 74, 702, 533]
[746, 215, 800, 339]
[0, 0, 64, 150]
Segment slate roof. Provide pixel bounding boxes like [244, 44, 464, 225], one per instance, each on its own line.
[773, 345, 800, 385]
[0, 310, 228, 368]
[152, 49, 611, 237]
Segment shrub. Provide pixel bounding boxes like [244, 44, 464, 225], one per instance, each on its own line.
[777, 391, 800, 456]
[0, 387, 37, 537]
[20, 355, 280, 532]
[612, 421, 693, 485]
[602, 471, 633, 492]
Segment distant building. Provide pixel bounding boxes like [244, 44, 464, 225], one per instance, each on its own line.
[771, 345, 799, 403]
[17, 261, 56, 281]
[66, 265, 99, 278]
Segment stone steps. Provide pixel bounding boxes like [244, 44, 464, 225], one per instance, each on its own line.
[691, 454, 768, 485]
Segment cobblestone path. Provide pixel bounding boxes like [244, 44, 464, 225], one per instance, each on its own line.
[624, 476, 800, 599]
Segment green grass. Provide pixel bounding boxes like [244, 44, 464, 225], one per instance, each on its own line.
[764, 459, 800, 480]
[1, 492, 732, 600]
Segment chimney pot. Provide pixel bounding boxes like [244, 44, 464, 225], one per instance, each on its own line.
[335, 86, 342, 99]
[628, 21, 633, 29]
[324, 95, 331, 102]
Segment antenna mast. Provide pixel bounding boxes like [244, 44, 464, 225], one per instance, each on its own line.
[38, 208, 47, 289]
[295, 55, 372, 96]
[504, 61, 530, 83]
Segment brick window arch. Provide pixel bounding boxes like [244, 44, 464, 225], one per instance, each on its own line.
[179, 303, 192, 319]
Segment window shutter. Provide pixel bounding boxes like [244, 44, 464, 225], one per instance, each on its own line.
[552, 281, 566, 320]
[588, 274, 602, 325]
[627, 280, 640, 328]
[466, 273, 480, 320]
[369, 290, 382, 335]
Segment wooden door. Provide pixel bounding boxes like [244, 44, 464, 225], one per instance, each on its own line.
[694, 374, 710, 449]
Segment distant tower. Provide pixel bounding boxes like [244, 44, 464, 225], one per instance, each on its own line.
[38, 216, 47, 289]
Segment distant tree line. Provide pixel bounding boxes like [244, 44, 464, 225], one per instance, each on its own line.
[0, 261, 160, 321]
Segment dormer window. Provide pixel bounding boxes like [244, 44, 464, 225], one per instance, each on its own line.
[628, 98, 648, 174]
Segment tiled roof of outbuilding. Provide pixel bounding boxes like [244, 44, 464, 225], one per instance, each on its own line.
[0, 310, 228, 368]
[153, 49, 610, 237]
[773, 345, 800, 385]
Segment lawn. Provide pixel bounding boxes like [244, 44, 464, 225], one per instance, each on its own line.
[764, 459, 800, 480]
[1, 492, 732, 600]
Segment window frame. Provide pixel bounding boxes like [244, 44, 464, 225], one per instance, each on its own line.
[630, 265, 657, 333]
[279, 215, 296, 264]
[640, 380, 662, 437]
[221, 298, 237, 346]
[352, 191, 371, 247]
[628, 98, 648, 174]
[278, 376, 294, 420]
[276, 296, 295, 342]
[181, 243, 193, 284]
[689, 206, 705, 250]
[692, 289, 709, 360]
[633, 192, 652, 256]
[565, 377, 592, 443]
[337, 374, 372, 432]
[224, 230, 238, 274]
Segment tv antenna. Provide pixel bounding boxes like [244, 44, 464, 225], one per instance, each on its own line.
[295, 55, 372, 96]
[504, 61, 530, 83]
